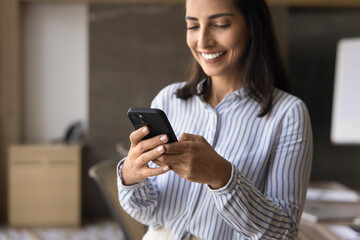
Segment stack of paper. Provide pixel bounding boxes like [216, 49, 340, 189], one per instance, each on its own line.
[306, 188, 359, 203]
[302, 202, 360, 223]
[330, 225, 360, 240]
[301, 182, 360, 223]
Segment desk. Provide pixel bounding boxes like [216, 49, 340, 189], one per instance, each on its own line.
[296, 182, 360, 240]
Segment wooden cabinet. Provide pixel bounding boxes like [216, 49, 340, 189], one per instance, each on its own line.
[8, 144, 81, 226]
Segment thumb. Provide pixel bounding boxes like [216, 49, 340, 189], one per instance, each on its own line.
[178, 133, 202, 142]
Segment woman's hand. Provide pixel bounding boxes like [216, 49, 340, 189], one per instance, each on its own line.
[155, 133, 232, 189]
[122, 126, 170, 186]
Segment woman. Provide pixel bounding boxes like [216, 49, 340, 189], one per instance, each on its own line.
[118, 0, 313, 239]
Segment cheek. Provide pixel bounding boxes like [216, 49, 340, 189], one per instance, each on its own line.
[186, 35, 198, 56]
[186, 34, 195, 49]
[234, 30, 250, 51]
[225, 32, 241, 47]
[228, 35, 249, 56]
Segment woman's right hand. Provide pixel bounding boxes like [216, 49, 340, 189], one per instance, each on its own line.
[122, 126, 170, 186]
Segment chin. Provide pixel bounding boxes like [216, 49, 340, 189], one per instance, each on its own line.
[202, 70, 223, 78]
[199, 63, 229, 78]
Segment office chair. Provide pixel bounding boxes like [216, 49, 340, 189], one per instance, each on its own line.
[88, 159, 147, 240]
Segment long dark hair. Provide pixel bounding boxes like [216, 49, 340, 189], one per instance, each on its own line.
[175, 0, 292, 117]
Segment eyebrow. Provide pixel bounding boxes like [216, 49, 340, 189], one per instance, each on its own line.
[186, 13, 234, 21]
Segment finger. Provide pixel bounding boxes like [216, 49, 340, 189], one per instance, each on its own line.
[137, 145, 166, 166]
[129, 126, 149, 146]
[178, 133, 203, 142]
[136, 134, 168, 154]
[152, 159, 166, 167]
[157, 154, 183, 165]
[163, 142, 193, 155]
[142, 165, 169, 178]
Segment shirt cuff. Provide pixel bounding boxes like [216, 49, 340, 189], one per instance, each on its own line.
[208, 163, 238, 195]
[117, 158, 148, 190]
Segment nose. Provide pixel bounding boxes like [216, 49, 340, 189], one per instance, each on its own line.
[198, 27, 214, 49]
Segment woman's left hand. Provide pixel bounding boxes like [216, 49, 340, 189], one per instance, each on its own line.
[154, 133, 232, 189]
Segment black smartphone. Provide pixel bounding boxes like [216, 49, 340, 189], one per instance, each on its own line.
[127, 107, 178, 143]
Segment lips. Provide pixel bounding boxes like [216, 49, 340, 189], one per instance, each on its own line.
[201, 51, 227, 60]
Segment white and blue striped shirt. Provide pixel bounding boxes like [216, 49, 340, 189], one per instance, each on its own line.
[117, 81, 313, 240]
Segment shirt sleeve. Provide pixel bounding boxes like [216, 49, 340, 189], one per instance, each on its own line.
[117, 159, 160, 225]
[209, 100, 313, 239]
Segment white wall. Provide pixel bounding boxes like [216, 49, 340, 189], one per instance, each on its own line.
[23, 3, 88, 143]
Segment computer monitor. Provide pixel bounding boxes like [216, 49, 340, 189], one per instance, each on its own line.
[331, 37, 360, 144]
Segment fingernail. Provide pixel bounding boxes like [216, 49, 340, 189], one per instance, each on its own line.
[142, 127, 149, 133]
[157, 146, 164, 153]
[160, 135, 167, 142]
[163, 166, 169, 171]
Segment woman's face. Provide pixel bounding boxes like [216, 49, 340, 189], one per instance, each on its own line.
[186, 0, 250, 80]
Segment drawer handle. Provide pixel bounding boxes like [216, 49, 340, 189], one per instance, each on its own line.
[12, 160, 42, 165]
[48, 159, 75, 165]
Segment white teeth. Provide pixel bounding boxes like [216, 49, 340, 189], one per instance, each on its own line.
[201, 52, 225, 60]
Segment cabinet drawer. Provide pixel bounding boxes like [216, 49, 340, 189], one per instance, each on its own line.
[8, 144, 81, 227]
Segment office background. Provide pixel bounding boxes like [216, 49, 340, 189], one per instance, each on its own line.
[1, 1, 360, 222]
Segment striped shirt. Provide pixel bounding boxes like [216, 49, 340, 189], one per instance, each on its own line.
[117, 81, 313, 240]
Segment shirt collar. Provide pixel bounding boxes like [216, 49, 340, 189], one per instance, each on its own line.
[196, 78, 248, 100]
[196, 78, 207, 95]
[232, 86, 247, 99]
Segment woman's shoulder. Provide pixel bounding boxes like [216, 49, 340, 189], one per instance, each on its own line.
[272, 88, 310, 116]
[151, 82, 187, 109]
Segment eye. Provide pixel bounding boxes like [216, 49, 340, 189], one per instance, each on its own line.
[187, 25, 199, 30]
[214, 23, 230, 29]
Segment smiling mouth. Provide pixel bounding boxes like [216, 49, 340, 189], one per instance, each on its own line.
[201, 51, 227, 60]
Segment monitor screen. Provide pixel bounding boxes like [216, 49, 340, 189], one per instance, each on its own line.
[331, 38, 360, 144]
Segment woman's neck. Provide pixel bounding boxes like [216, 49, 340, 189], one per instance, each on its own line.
[205, 76, 243, 108]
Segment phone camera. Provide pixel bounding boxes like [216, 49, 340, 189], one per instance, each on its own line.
[130, 113, 147, 125]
